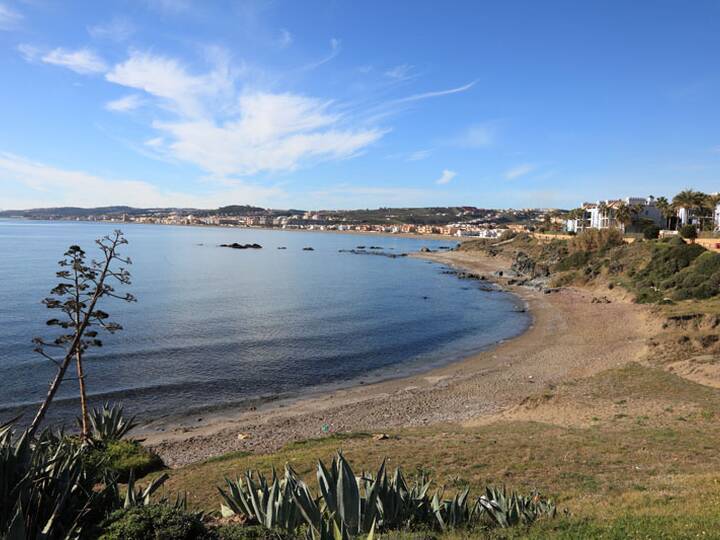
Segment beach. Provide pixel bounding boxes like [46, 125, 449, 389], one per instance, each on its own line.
[145, 249, 653, 467]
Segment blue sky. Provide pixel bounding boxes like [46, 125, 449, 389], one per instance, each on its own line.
[0, 0, 719, 210]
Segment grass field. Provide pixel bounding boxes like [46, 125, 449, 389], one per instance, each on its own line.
[151, 362, 720, 538]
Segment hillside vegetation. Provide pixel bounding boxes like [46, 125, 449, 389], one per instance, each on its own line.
[460, 231, 720, 305]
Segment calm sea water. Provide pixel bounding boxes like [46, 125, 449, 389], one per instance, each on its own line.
[0, 220, 529, 427]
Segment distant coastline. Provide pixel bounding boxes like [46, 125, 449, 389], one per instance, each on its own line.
[1, 216, 463, 242]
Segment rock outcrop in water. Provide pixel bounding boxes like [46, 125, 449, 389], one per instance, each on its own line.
[339, 249, 407, 259]
[220, 243, 262, 249]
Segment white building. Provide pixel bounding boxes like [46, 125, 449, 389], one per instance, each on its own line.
[566, 197, 664, 232]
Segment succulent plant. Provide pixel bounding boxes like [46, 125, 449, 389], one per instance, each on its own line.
[86, 402, 138, 442]
[218, 453, 556, 538]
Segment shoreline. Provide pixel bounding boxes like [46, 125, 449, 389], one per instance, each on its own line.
[1, 217, 463, 242]
[145, 250, 651, 467]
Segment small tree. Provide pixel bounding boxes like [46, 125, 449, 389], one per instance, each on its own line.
[643, 225, 661, 240]
[679, 224, 698, 243]
[29, 230, 135, 440]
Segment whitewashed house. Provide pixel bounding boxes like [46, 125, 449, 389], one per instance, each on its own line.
[567, 197, 663, 232]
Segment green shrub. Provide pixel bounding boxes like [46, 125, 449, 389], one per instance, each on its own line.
[680, 224, 698, 240]
[630, 240, 705, 301]
[643, 225, 661, 240]
[217, 524, 286, 540]
[554, 251, 590, 272]
[568, 228, 624, 253]
[100, 504, 213, 540]
[86, 439, 163, 482]
[663, 251, 720, 300]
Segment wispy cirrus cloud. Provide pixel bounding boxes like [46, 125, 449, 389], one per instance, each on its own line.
[278, 29, 293, 48]
[407, 149, 431, 161]
[390, 81, 476, 105]
[88, 16, 135, 41]
[435, 169, 456, 185]
[41, 47, 108, 74]
[449, 122, 495, 148]
[0, 3, 21, 30]
[504, 163, 536, 180]
[0, 152, 285, 209]
[105, 94, 144, 112]
[385, 63, 414, 81]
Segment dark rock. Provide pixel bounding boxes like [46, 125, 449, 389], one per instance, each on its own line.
[220, 242, 263, 249]
[419, 247, 432, 253]
[303, 247, 315, 251]
[277, 246, 287, 250]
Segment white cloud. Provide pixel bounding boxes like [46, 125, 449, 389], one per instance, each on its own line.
[0, 152, 285, 209]
[41, 48, 107, 74]
[407, 149, 431, 161]
[88, 17, 135, 41]
[106, 94, 144, 112]
[106, 50, 230, 117]
[435, 169, 456, 185]
[105, 51, 384, 177]
[451, 123, 494, 148]
[385, 64, 414, 80]
[278, 29, 293, 48]
[505, 163, 536, 180]
[0, 3, 21, 30]
[391, 81, 476, 105]
[17, 43, 39, 62]
[145, 136, 164, 147]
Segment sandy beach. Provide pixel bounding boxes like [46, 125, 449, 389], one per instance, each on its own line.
[145, 250, 653, 467]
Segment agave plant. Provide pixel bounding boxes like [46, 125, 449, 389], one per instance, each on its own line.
[0, 423, 103, 539]
[218, 454, 556, 538]
[85, 402, 138, 442]
[219, 466, 304, 531]
[477, 486, 556, 528]
[371, 468, 432, 528]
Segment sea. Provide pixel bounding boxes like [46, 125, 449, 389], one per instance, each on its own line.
[0, 219, 529, 428]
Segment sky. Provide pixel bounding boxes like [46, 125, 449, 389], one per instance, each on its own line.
[0, 0, 719, 210]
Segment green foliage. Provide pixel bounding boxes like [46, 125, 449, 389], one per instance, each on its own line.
[0, 416, 179, 539]
[87, 402, 138, 442]
[0, 422, 108, 539]
[643, 225, 660, 240]
[216, 524, 285, 540]
[86, 439, 163, 482]
[219, 453, 555, 539]
[99, 504, 213, 540]
[631, 238, 713, 302]
[679, 224, 698, 240]
[661, 251, 720, 300]
[554, 251, 590, 272]
[567, 229, 624, 253]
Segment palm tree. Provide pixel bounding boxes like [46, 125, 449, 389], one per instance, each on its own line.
[614, 202, 632, 231]
[597, 201, 609, 228]
[703, 193, 720, 231]
[672, 189, 706, 228]
[655, 196, 672, 228]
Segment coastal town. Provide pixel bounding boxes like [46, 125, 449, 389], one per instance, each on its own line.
[3, 189, 720, 240]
